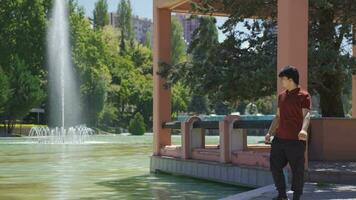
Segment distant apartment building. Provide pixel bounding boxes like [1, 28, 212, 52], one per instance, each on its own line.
[109, 12, 152, 45]
[174, 13, 200, 44]
[109, 12, 117, 27]
[132, 15, 152, 44]
[108, 12, 200, 46]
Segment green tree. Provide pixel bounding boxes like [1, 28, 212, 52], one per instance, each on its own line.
[172, 82, 190, 117]
[132, 44, 153, 75]
[159, 17, 220, 116]
[69, 0, 111, 127]
[98, 102, 118, 131]
[160, 17, 221, 113]
[104, 41, 153, 131]
[93, 0, 109, 29]
[70, 0, 154, 131]
[1, 56, 45, 134]
[117, 0, 134, 53]
[144, 31, 152, 49]
[255, 95, 277, 115]
[0, 0, 49, 77]
[188, 0, 356, 117]
[188, 95, 209, 114]
[308, 0, 356, 117]
[0, 0, 49, 133]
[159, 17, 219, 95]
[169, 17, 190, 117]
[171, 16, 187, 65]
[213, 101, 230, 115]
[0, 67, 11, 115]
[128, 112, 146, 135]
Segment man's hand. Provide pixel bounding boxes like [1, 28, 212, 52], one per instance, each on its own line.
[299, 109, 310, 141]
[298, 130, 308, 141]
[265, 133, 271, 144]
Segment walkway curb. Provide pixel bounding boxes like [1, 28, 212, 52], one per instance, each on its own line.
[220, 184, 275, 200]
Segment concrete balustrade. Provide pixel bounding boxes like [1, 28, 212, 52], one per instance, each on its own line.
[159, 115, 273, 169]
[220, 116, 271, 168]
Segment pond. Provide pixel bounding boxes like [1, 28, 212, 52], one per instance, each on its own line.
[0, 135, 263, 200]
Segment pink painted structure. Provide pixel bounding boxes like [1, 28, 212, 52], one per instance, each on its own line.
[159, 115, 272, 168]
[153, 0, 356, 173]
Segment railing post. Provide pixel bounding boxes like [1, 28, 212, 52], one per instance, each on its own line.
[181, 116, 204, 159]
[219, 115, 243, 163]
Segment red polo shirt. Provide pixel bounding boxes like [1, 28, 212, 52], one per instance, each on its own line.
[276, 87, 311, 140]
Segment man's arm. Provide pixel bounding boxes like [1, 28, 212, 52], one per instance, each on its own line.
[268, 108, 280, 136]
[298, 108, 311, 141]
[265, 108, 280, 143]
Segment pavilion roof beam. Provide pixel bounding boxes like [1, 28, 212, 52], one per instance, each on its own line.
[155, 0, 189, 9]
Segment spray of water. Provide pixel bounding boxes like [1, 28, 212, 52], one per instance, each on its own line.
[30, 0, 93, 144]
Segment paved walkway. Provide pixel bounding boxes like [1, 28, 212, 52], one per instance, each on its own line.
[221, 182, 356, 200]
[309, 161, 356, 173]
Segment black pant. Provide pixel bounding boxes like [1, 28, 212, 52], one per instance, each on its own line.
[270, 137, 306, 195]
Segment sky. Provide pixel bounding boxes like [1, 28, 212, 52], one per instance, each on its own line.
[77, 0, 229, 42]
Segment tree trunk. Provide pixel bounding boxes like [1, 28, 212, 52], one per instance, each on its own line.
[0, 123, 5, 137]
[5, 120, 15, 135]
[319, 90, 345, 117]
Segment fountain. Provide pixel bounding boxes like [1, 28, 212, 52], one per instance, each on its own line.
[29, 125, 94, 144]
[30, 0, 94, 143]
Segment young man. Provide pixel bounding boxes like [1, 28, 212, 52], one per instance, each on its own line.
[265, 66, 311, 200]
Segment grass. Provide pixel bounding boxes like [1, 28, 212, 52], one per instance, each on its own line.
[0, 124, 45, 128]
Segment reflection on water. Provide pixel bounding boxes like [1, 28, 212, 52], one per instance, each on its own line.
[97, 173, 247, 200]
[0, 135, 256, 200]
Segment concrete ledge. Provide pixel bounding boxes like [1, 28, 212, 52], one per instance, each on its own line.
[220, 184, 275, 200]
[150, 155, 279, 188]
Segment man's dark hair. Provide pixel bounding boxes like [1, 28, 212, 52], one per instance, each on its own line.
[278, 65, 299, 85]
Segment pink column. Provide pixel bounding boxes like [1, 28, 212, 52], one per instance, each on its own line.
[153, 3, 172, 155]
[352, 26, 356, 118]
[277, 0, 309, 169]
[277, 0, 309, 93]
[353, 76, 356, 118]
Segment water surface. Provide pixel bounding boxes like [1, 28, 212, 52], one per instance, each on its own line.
[0, 135, 263, 200]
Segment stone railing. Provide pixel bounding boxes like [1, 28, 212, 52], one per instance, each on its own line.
[160, 115, 273, 168]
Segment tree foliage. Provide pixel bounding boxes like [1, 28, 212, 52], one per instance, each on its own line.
[0, 0, 158, 135]
[171, 16, 187, 65]
[161, 0, 356, 117]
[93, 0, 109, 29]
[0, 67, 10, 115]
[117, 0, 134, 53]
[69, 0, 111, 127]
[0, 0, 49, 133]
[128, 112, 146, 135]
[1, 56, 45, 134]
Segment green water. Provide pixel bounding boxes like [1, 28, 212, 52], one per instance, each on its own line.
[0, 135, 263, 200]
